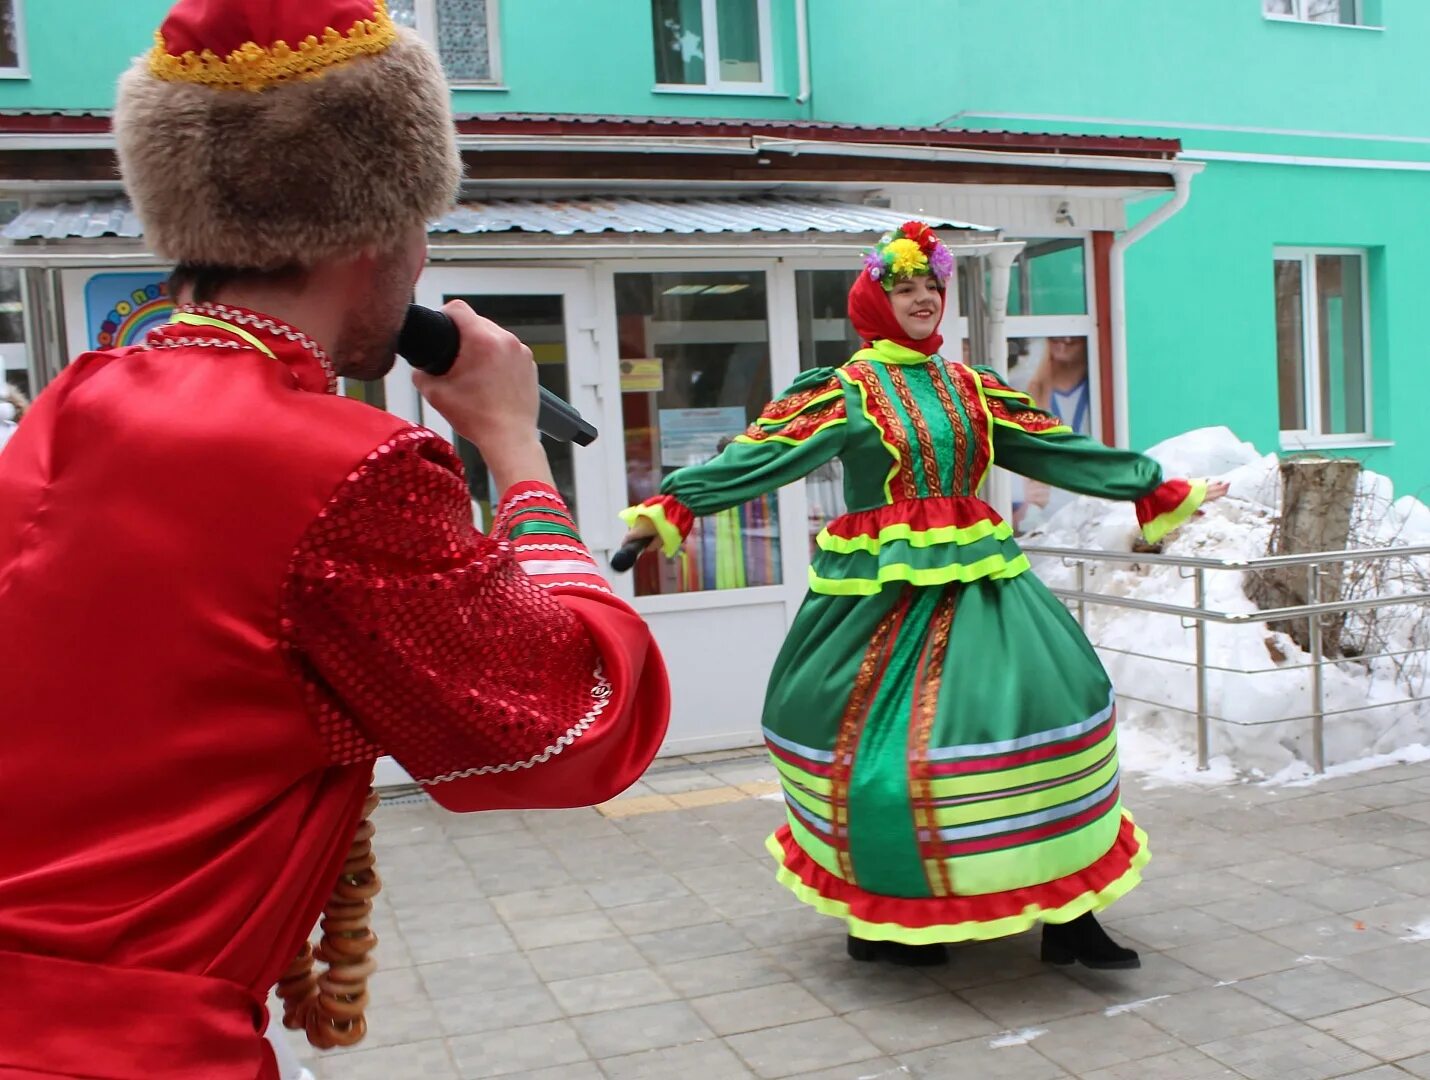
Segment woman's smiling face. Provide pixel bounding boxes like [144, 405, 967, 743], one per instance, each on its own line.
[888, 275, 943, 340]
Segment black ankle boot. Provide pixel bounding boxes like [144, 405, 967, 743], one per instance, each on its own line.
[847, 935, 949, 967]
[1040, 913, 1140, 970]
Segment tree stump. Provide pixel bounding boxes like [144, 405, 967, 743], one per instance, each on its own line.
[1246, 456, 1361, 657]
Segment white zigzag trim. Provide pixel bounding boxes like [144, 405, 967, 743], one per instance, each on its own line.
[514, 543, 591, 556]
[535, 579, 612, 593]
[417, 662, 612, 783]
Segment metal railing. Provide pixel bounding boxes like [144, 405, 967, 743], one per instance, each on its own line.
[1020, 542, 1430, 773]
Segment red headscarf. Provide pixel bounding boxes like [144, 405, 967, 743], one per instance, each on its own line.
[847, 271, 944, 357]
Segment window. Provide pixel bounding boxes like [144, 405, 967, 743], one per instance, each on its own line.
[1274, 248, 1370, 440]
[0, 2, 26, 79]
[652, 0, 773, 93]
[1262, 0, 1381, 27]
[389, 0, 501, 86]
[0, 200, 23, 396]
[618, 270, 782, 596]
[957, 238, 1087, 319]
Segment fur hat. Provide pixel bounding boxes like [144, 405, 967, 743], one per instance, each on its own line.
[115, 0, 461, 270]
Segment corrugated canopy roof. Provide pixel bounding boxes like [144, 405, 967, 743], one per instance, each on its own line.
[2, 195, 992, 242]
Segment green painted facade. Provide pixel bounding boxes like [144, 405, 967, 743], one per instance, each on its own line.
[2, 0, 1424, 490]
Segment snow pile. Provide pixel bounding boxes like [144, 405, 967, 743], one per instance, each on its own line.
[1023, 427, 1430, 781]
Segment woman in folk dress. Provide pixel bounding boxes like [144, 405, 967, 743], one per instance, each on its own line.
[622, 222, 1225, 967]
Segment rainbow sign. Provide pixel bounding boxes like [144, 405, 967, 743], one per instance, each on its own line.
[84, 273, 173, 351]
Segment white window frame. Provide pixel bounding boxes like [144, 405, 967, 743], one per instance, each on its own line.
[1262, 0, 1383, 30]
[412, 0, 504, 89]
[653, 0, 776, 96]
[1274, 246, 1379, 450]
[0, 1, 28, 81]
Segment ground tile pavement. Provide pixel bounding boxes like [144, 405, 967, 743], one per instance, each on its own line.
[281, 749, 1430, 1079]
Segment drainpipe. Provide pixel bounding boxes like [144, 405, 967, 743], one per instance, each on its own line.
[795, 0, 811, 106]
[1109, 164, 1196, 448]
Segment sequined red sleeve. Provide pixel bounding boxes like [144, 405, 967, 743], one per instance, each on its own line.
[281, 427, 670, 811]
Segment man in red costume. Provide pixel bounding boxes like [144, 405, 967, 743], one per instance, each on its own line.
[0, 2, 669, 1077]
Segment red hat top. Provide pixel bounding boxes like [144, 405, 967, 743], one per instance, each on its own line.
[150, 0, 398, 92]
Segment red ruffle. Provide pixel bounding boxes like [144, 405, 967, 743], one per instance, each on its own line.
[771, 813, 1144, 930]
[822, 495, 1004, 540]
[1135, 479, 1193, 526]
[643, 494, 694, 540]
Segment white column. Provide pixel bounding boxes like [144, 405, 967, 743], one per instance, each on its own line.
[982, 243, 1022, 522]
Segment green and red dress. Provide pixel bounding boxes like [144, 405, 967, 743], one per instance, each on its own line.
[624, 339, 1204, 943]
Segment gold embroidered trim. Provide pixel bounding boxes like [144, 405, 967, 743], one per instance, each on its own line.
[148, 0, 397, 92]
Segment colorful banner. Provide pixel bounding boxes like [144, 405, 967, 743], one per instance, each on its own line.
[84, 273, 173, 352]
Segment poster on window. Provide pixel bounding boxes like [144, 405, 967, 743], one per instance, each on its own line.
[1003, 335, 1096, 534]
[84, 273, 173, 352]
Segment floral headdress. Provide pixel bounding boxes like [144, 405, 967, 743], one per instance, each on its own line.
[862, 221, 954, 291]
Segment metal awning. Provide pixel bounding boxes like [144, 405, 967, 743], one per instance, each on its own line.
[2, 194, 992, 243]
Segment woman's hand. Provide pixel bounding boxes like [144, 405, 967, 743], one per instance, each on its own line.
[1204, 480, 1230, 503]
[620, 518, 659, 549]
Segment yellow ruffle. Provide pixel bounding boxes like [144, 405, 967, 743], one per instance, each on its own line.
[1142, 479, 1208, 546]
[808, 552, 1031, 596]
[149, 1, 398, 92]
[619, 502, 686, 558]
[765, 818, 1150, 945]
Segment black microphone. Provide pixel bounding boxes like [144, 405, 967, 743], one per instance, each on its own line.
[610, 535, 654, 572]
[396, 303, 598, 447]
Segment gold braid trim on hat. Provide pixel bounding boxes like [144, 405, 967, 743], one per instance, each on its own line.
[275, 787, 383, 1050]
[148, 0, 397, 92]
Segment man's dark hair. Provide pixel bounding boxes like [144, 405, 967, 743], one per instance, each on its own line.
[168, 264, 307, 304]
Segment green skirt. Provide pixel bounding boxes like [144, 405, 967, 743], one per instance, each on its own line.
[762, 572, 1147, 944]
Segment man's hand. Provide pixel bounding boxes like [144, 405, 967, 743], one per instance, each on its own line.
[413, 300, 554, 493]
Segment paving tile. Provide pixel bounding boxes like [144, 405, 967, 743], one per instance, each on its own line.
[802, 967, 943, 1014]
[692, 982, 832, 1036]
[1312, 841, 1421, 873]
[924, 937, 1047, 992]
[1263, 914, 1404, 960]
[1330, 942, 1430, 995]
[488, 885, 597, 923]
[342, 992, 443, 1051]
[1199, 890, 1335, 933]
[1165, 929, 1305, 982]
[436, 983, 564, 1038]
[1397, 1051, 1430, 1078]
[546, 967, 678, 1016]
[1136, 986, 1290, 1046]
[498, 1065, 604, 1080]
[630, 920, 751, 964]
[1079, 1046, 1241, 1080]
[841, 991, 999, 1054]
[1199, 1022, 1377, 1080]
[955, 971, 1109, 1030]
[525, 934, 647, 982]
[416, 952, 540, 999]
[1309, 998, 1430, 1058]
[1057, 950, 1214, 1003]
[608, 895, 725, 936]
[570, 1000, 714, 1058]
[727, 1017, 884, 1079]
[1235, 962, 1395, 1020]
[1369, 859, 1430, 897]
[1336, 1068, 1425, 1080]
[1291, 873, 1416, 915]
[643, 768, 729, 794]
[783, 1060, 907, 1080]
[585, 870, 690, 909]
[658, 948, 794, 998]
[1113, 907, 1239, 951]
[447, 1019, 591, 1079]
[312, 1037, 456, 1079]
[404, 921, 518, 965]
[897, 1035, 1071, 1079]
[597, 1038, 756, 1080]
[733, 907, 842, 949]
[1029, 1012, 1184, 1073]
[506, 910, 621, 951]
